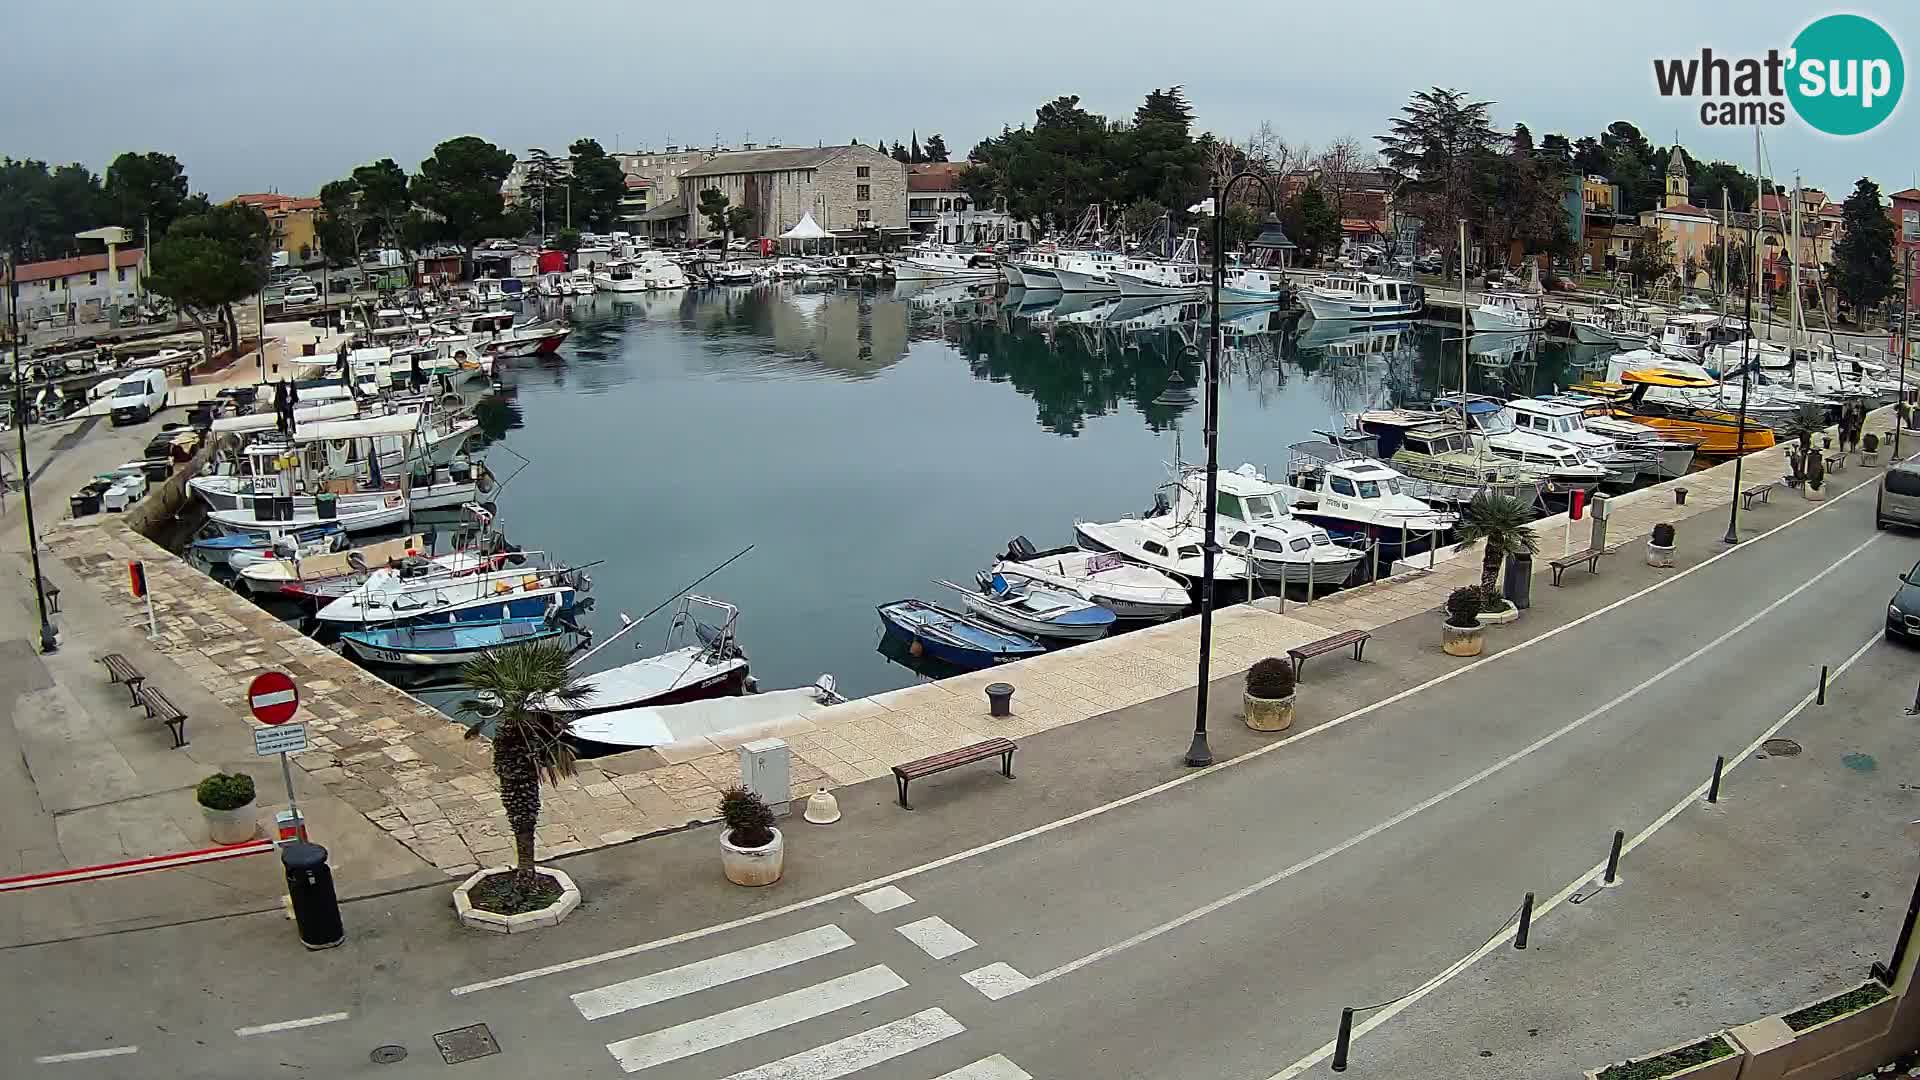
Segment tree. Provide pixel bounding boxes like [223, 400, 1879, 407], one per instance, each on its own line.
[1313, 136, 1375, 218]
[697, 188, 732, 238]
[146, 202, 270, 360]
[1122, 86, 1207, 216]
[1682, 255, 1700, 289]
[1376, 87, 1500, 258]
[1285, 182, 1341, 262]
[1454, 492, 1538, 596]
[910, 131, 923, 164]
[1704, 239, 1746, 293]
[1624, 235, 1673, 290]
[0, 158, 110, 261]
[457, 642, 590, 893]
[890, 141, 911, 163]
[522, 147, 562, 233]
[104, 151, 190, 244]
[568, 139, 627, 233]
[553, 228, 581, 253]
[410, 136, 519, 248]
[1479, 125, 1573, 263]
[725, 205, 754, 240]
[923, 133, 950, 163]
[350, 158, 411, 248]
[1831, 177, 1895, 320]
[314, 179, 366, 270]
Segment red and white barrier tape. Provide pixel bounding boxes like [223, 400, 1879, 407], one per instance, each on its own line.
[0, 839, 275, 892]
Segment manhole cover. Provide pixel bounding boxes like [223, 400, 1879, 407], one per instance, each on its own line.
[1762, 738, 1803, 756]
[434, 1024, 499, 1065]
[370, 1045, 407, 1065]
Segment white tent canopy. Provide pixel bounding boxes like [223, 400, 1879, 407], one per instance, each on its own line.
[779, 211, 831, 241]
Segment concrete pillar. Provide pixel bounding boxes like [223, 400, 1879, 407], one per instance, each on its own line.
[105, 241, 118, 327]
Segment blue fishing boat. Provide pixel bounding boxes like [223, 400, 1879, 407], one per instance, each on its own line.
[339, 616, 582, 668]
[876, 599, 1046, 671]
[188, 521, 344, 569]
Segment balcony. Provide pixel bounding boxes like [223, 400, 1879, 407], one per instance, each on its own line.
[908, 208, 939, 220]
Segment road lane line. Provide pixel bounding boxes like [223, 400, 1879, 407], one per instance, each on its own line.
[1016, 532, 1882, 992]
[450, 469, 1889, 998]
[604, 964, 906, 1073]
[573, 925, 854, 1021]
[1265, 626, 1887, 1079]
[717, 1007, 963, 1080]
[896, 916, 977, 960]
[855, 886, 915, 914]
[234, 1012, 350, 1038]
[934, 1055, 1035, 1079]
[34, 1046, 138, 1063]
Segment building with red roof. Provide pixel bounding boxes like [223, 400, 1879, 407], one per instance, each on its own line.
[0, 248, 146, 327]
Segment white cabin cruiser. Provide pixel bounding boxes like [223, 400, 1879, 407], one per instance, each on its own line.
[594, 256, 689, 293]
[1504, 398, 1662, 485]
[993, 537, 1190, 621]
[1281, 444, 1456, 556]
[1438, 395, 1610, 493]
[1299, 273, 1423, 320]
[1471, 291, 1546, 333]
[1072, 517, 1250, 585]
[894, 247, 1000, 281]
[1152, 465, 1364, 587]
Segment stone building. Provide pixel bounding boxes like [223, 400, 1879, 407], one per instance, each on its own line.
[676, 144, 907, 244]
[1, 248, 146, 329]
[1637, 146, 1723, 288]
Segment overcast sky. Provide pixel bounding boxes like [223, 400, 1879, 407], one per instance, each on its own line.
[4, 2, 1912, 202]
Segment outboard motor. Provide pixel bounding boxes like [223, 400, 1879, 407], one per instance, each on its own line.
[1006, 535, 1039, 561]
[975, 571, 994, 593]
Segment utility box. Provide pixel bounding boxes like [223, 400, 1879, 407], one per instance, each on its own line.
[739, 738, 791, 817]
[1589, 494, 1611, 550]
[1503, 552, 1533, 610]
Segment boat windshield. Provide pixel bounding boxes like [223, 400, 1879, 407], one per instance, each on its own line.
[1356, 478, 1395, 498]
[1242, 494, 1280, 520]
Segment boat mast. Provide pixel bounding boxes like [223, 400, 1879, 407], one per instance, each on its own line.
[1719, 187, 1729, 317]
[1459, 218, 1469, 438]
[1790, 173, 1803, 352]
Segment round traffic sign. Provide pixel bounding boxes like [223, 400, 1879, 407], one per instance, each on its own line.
[248, 671, 300, 725]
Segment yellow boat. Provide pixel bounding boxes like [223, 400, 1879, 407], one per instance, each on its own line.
[1572, 371, 1775, 456]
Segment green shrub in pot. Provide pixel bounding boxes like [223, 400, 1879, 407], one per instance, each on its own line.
[196, 772, 255, 811]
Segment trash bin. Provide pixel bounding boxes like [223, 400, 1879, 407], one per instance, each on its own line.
[986, 682, 1015, 718]
[275, 495, 297, 521]
[315, 493, 337, 520]
[69, 491, 98, 517]
[1502, 552, 1533, 611]
[448, 460, 472, 484]
[281, 842, 344, 950]
[256, 494, 280, 521]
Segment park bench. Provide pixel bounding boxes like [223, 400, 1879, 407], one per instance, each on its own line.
[893, 738, 1016, 810]
[1740, 483, 1774, 510]
[1826, 452, 1847, 474]
[1548, 544, 1621, 586]
[136, 685, 189, 748]
[1287, 629, 1372, 679]
[99, 653, 145, 706]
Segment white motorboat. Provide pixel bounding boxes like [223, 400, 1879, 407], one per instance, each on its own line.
[470, 278, 509, 305]
[316, 562, 582, 627]
[562, 269, 598, 295]
[1471, 291, 1546, 333]
[1299, 273, 1423, 320]
[1015, 248, 1063, 288]
[1073, 516, 1250, 585]
[568, 677, 841, 751]
[893, 247, 1000, 281]
[1438, 395, 1610, 493]
[1112, 229, 1206, 299]
[1505, 397, 1661, 486]
[993, 537, 1189, 621]
[938, 575, 1116, 642]
[1219, 267, 1289, 304]
[1154, 465, 1366, 587]
[536, 272, 566, 298]
[210, 492, 410, 535]
[1547, 404, 1699, 479]
[594, 256, 689, 293]
[1052, 250, 1124, 293]
[1653, 313, 1726, 361]
[1281, 444, 1457, 556]
[560, 596, 750, 714]
[451, 310, 570, 356]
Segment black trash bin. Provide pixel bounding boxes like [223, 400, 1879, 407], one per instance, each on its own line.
[1502, 551, 1533, 611]
[281, 842, 344, 950]
[315, 493, 337, 520]
[275, 495, 297, 521]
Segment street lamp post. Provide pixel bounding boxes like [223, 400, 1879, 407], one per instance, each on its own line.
[1189, 171, 1281, 768]
[1724, 214, 1758, 546]
[6, 251, 58, 653]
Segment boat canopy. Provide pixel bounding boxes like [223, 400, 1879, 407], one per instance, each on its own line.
[292, 414, 422, 443]
[210, 400, 357, 433]
[1621, 369, 1716, 389]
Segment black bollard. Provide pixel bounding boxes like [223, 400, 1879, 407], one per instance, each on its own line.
[1515, 892, 1534, 950]
[1331, 1007, 1355, 1072]
[1817, 664, 1829, 705]
[1603, 830, 1625, 885]
[282, 842, 344, 949]
[1707, 755, 1725, 804]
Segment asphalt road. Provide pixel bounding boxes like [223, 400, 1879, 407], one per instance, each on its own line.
[3, 473, 1915, 1079]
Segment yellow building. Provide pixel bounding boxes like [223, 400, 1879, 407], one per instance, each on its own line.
[1636, 146, 1723, 289]
[231, 193, 323, 266]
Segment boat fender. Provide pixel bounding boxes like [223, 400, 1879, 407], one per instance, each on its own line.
[909, 639, 925, 658]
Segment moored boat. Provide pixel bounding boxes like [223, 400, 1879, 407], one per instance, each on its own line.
[876, 598, 1047, 670]
[340, 616, 583, 667]
[993, 537, 1190, 621]
[939, 574, 1116, 642]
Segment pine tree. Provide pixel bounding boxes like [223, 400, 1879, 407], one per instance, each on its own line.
[910, 131, 923, 163]
[1832, 177, 1895, 321]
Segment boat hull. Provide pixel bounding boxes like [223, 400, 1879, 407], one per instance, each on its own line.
[1052, 267, 1117, 293]
[893, 261, 998, 282]
[1470, 306, 1544, 333]
[1113, 272, 1203, 299]
[1301, 292, 1422, 321]
[1568, 320, 1615, 345]
[1002, 265, 1026, 288]
[876, 601, 1045, 671]
[956, 594, 1113, 642]
[341, 624, 574, 667]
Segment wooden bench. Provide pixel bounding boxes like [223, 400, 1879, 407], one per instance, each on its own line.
[1548, 544, 1621, 586]
[99, 653, 145, 706]
[893, 738, 1016, 810]
[137, 685, 189, 748]
[1826, 452, 1847, 474]
[1288, 629, 1372, 679]
[1741, 483, 1774, 510]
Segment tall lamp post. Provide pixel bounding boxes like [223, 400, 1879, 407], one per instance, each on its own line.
[1188, 171, 1282, 768]
[6, 251, 59, 653]
[1724, 214, 1759, 545]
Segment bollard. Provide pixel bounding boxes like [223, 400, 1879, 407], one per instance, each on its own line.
[1707, 755, 1725, 804]
[1909, 678, 1920, 717]
[1817, 664, 1829, 705]
[282, 842, 344, 949]
[1602, 829, 1625, 886]
[1675, 486, 1688, 506]
[986, 682, 1014, 718]
[1515, 892, 1534, 950]
[1331, 1007, 1355, 1072]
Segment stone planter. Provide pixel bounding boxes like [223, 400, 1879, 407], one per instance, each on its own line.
[1582, 1034, 1741, 1080]
[1477, 600, 1519, 625]
[1442, 622, 1485, 657]
[1805, 484, 1827, 502]
[721, 827, 785, 887]
[1243, 691, 1295, 732]
[1863, 450, 1880, 466]
[203, 801, 258, 845]
[1646, 542, 1675, 568]
[453, 866, 581, 933]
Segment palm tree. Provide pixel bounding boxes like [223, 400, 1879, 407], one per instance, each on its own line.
[1455, 491, 1539, 595]
[457, 641, 591, 889]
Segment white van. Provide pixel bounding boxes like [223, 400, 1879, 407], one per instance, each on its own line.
[109, 369, 169, 426]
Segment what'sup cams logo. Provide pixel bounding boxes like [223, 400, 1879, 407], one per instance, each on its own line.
[1653, 13, 1904, 136]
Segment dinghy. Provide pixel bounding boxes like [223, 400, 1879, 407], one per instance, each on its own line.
[568, 676, 841, 753]
[340, 616, 584, 667]
[992, 537, 1190, 621]
[877, 598, 1047, 671]
[938, 574, 1115, 642]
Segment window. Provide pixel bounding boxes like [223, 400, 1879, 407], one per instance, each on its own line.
[1330, 476, 1356, 497]
[856, 185, 871, 201]
[1215, 492, 1244, 519]
[117, 268, 128, 282]
[1228, 531, 1252, 549]
[856, 166, 870, 178]
[1242, 495, 1278, 520]
[88, 272, 99, 286]
[1887, 468, 1920, 497]
[857, 209, 871, 223]
[1357, 480, 1383, 498]
[1144, 542, 1168, 557]
[1289, 537, 1310, 552]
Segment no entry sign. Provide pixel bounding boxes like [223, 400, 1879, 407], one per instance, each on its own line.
[248, 672, 300, 725]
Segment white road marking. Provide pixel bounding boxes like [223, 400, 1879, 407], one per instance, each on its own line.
[855, 885, 915, 914]
[234, 1011, 350, 1037]
[1010, 532, 1882, 993]
[604, 964, 907, 1073]
[960, 962, 1033, 1001]
[934, 1055, 1035, 1080]
[1265, 626, 1887, 1079]
[717, 1007, 963, 1080]
[573, 925, 855, 1021]
[34, 1046, 138, 1063]
[896, 915, 977, 960]
[450, 467, 1887, 998]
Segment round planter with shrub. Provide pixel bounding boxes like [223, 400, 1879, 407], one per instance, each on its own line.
[1442, 587, 1487, 656]
[1647, 522, 1676, 568]
[719, 787, 784, 887]
[197, 772, 258, 845]
[1863, 432, 1880, 465]
[1475, 584, 1519, 625]
[1243, 657, 1296, 732]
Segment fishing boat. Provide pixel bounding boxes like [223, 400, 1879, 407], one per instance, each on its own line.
[1112, 229, 1206, 299]
[1218, 267, 1290, 304]
[188, 521, 346, 571]
[1346, 416, 1550, 504]
[561, 595, 751, 715]
[1014, 248, 1063, 288]
[1052, 250, 1124, 293]
[1298, 273, 1423, 320]
[938, 574, 1116, 642]
[1072, 517, 1251, 585]
[568, 677, 843, 753]
[1471, 291, 1546, 333]
[993, 538, 1189, 621]
[893, 246, 1000, 281]
[340, 615, 584, 668]
[876, 599, 1047, 670]
[314, 562, 585, 628]
[1435, 394, 1609, 494]
[1151, 465, 1366, 587]
[1281, 443, 1457, 555]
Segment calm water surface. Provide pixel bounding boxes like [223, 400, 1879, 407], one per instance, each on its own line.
[479, 282, 1615, 700]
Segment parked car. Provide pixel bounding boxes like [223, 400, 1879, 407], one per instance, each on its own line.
[1888, 559, 1920, 642]
[109, 369, 168, 426]
[284, 282, 321, 306]
[727, 238, 754, 252]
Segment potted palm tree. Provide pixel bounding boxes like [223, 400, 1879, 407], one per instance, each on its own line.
[719, 787, 784, 886]
[1243, 657, 1296, 732]
[1443, 587, 1487, 656]
[451, 641, 589, 932]
[197, 772, 257, 845]
[1455, 492, 1538, 624]
[1647, 522, 1676, 568]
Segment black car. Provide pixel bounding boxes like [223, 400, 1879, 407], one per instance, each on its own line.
[1887, 560, 1920, 641]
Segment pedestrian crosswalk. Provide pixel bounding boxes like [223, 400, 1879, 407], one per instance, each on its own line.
[569, 911, 1037, 1077]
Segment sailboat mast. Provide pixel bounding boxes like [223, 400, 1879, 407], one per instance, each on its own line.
[1459, 218, 1469, 437]
[1720, 187, 1729, 316]
[1790, 173, 1803, 348]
